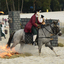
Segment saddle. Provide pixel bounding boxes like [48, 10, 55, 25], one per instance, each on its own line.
[25, 33, 38, 44]
[25, 25, 45, 44]
[25, 33, 33, 44]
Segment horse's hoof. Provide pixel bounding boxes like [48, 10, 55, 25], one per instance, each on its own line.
[6, 45, 10, 49]
[10, 47, 12, 49]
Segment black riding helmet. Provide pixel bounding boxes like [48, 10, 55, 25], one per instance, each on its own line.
[41, 15, 44, 18]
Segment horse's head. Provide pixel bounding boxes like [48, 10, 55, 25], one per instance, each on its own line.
[52, 21, 62, 36]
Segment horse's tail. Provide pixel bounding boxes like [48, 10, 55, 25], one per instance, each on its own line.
[7, 32, 15, 47]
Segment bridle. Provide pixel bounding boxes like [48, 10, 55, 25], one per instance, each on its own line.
[38, 23, 60, 38]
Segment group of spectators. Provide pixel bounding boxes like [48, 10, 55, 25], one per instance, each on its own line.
[0, 18, 8, 39]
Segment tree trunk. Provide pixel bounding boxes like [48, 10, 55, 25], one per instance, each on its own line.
[33, 3, 35, 11]
[6, 0, 9, 12]
[33, 0, 36, 11]
[18, 0, 20, 11]
[21, 0, 23, 13]
[12, 0, 15, 11]
[10, 0, 13, 11]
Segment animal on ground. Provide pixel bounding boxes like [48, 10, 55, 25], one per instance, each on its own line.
[7, 21, 62, 56]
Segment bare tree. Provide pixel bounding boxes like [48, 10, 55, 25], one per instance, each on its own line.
[12, 0, 15, 11]
[6, 0, 9, 12]
[21, 0, 23, 13]
[18, 0, 20, 11]
[33, 0, 36, 11]
[9, 0, 15, 11]
[9, 0, 13, 11]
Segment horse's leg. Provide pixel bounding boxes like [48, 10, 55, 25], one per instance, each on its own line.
[19, 42, 25, 52]
[10, 41, 19, 49]
[10, 37, 20, 49]
[10, 33, 24, 49]
[7, 32, 15, 47]
[38, 39, 42, 56]
[20, 40, 25, 48]
[45, 42, 58, 56]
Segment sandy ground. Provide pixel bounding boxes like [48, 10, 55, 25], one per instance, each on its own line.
[0, 26, 64, 64]
[58, 36, 64, 44]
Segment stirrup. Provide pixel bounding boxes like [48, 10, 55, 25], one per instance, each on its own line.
[32, 41, 37, 46]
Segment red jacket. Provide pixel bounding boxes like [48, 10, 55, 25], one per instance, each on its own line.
[24, 14, 41, 33]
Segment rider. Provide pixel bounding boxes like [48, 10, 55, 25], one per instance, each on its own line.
[24, 9, 42, 45]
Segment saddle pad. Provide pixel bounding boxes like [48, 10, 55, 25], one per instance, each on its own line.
[25, 33, 33, 44]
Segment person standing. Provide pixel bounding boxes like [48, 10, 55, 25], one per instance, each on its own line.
[5, 18, 7, 26]
[1, 18, 5, 33]
[24, 10, 42, 45]
[0, 21, 6, 39]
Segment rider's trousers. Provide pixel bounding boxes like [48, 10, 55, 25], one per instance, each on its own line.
[31, 26, 37, 35]
[31, 26, 37, 42]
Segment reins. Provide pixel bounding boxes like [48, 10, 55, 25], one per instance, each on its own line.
[38, 24, 54, 38]
[43, 25, 53, 34]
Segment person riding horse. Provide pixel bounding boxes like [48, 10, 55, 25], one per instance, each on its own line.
[6, 20, 62, 56]
[24, 10, 43, 45]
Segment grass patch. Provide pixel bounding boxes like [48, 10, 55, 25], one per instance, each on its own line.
[58, 43, 64, 47]
[0, 53, 33, 59]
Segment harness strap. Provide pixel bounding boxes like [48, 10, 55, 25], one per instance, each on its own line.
[38, 25, 53, 38]
[39, 37, 51, 38]
[43, 27, 53, 34]
[42, 28, 47, 37]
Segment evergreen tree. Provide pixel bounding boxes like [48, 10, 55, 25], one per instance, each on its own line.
[50, 0, 60, 11]
[0, 0, 64, 14]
